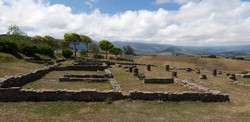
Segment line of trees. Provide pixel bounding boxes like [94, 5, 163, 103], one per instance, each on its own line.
[1, 25, 135, 60]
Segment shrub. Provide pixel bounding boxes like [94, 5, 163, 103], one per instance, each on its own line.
[16, 41, 37, 56]
[109, 56, 115, 60]
[232, 56, 245, 60]
[62, 48, 73, 58]
[80, 50, 87, 57]
[93, 54, 103, 59]
[105, 98, 113, 104]
[36, 44, 54, 57]
[240, 71, 249, 74]
[207, 55, 217, 58]
[0, 40, 18, 54]
[117, 57, 126, 61]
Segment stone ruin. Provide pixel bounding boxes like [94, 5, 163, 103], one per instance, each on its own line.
[0, 59, 230, 102]
[144, 78, 174, 84]
[25, 57, 54, 65]
[199, 75, 207, 80]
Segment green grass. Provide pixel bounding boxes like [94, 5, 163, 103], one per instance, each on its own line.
[23, 71, 112, 90]
[110, 67, 192, 94]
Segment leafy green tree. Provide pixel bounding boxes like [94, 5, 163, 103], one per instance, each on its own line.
[43, 36, 57, 48]
[80, 35, 92, 57]
[123, 45, 134, 55]
[110, 46, 122, 60]
[64, 33, 81, 58]
[89, 43, 100, 54]
[31, 35, 57, 49]
[7, 25, 27, 36]
[31, 36, 45, 44]
[99, 40, 114, 59]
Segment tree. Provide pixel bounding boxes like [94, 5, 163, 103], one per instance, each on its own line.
[31, 35, 57, 49]
[43, 36, 57, 48]
[123, 45, 134, 55]
[64, 33, 81, 58]
[80, 35, 92, 57]
[110, 47, 122, 60]
[31, 36, 45, 44]
[7, 25, 27, 36]
[89, 43, 100, 54]
[99, 40, 114, 59]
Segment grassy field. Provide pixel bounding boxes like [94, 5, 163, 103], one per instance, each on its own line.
[0, 54, 250, 121]
[23, 71, 112, 90]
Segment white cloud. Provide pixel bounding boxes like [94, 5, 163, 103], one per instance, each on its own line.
[154, 0, 200, 5]
[0, 0, 250, 46]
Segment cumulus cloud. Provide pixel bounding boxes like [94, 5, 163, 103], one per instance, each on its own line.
[0, 0, 250, 46]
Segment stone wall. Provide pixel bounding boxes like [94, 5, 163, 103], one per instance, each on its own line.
[129, 91, 229, 102]
[0, 65, 108, 88]
[109, 78, 122, 92]
[174, 78, 210, 92]
[64, 74, 107, 78]
[0, 87, 124, 102]
[104, 69, 113, 78]
[144, 78, 174, 84]
[0, 88, 229, 102]
[52, 65, 108, 71]
[59, 77, 109, 82]
[0, 67, 52, 88]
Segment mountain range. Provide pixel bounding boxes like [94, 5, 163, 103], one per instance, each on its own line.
[112, 41, 250, 56]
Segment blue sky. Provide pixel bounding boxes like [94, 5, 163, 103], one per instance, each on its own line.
[0, 0, 250, 45]
[49, 0, 181, 14]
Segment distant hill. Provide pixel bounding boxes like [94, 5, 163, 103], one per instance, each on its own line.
[112, 41, 250, 56]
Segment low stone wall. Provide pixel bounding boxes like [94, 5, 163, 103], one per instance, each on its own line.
[109, 78, 122, 92]
[144, 78, 174, 84]
[129, 91, 229, 102]
[73, 62, 105, 66]
[236, 74, 250, 78]
[52, 65, 108, 71]
[59, 77, 109, 82]
[64, 74, 107, 78]
[174, 78, 210, 92]
[104, 69, 113, 78]
[0, 65, 108, 88]
[25, 58, 54, 65]
[0, 87, 124, 102]
[0, 67, 52, 88]
[74, 60, 114, 66]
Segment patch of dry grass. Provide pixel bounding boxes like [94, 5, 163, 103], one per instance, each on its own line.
[0, 62, 44, 77]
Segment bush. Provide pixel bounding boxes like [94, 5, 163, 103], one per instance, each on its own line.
[240, 71, 249, 74]
[93, 54, 103, 59]
[0, 40, 18, 54]
[62, 48, 73, 58]
[36, 44, 54, 57]
[109, 56, 115, 60]
[117, 57, 126, 61]
[232, 57, 245, 60]
[207, 55, 217, 58]
[16, 41, 37, 56]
